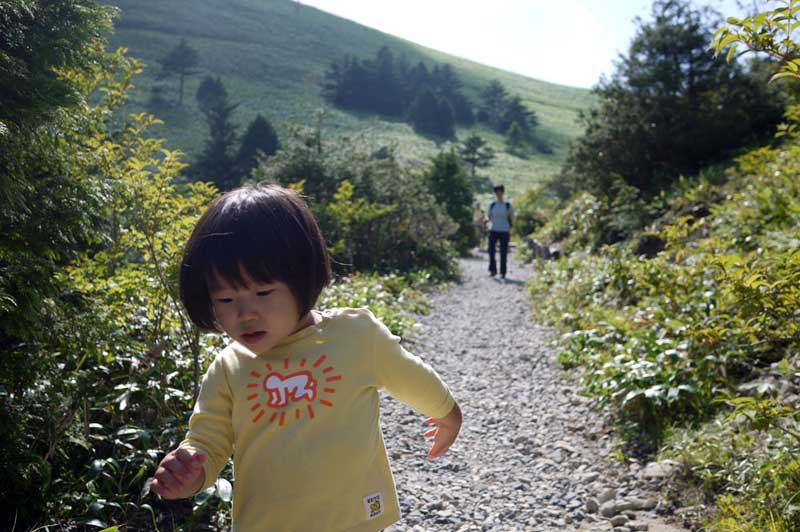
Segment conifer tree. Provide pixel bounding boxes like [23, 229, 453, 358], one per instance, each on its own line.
[236, 114, 280, 178]
[193, 79, 239, 190]
[564, 0, 783, 195]
[459, 133, 495, 176]
[407, 87, 441, 136]
[196, 75, 227, 112]
[157, 38, 200, 105]
[478, 80, 508, 129]
[506, 121, 526, 153]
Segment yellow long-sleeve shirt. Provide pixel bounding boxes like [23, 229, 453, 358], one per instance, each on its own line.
[179, 307, 455, 532]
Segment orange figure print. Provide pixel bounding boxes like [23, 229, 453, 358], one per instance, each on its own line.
[247, 355, 341, 425]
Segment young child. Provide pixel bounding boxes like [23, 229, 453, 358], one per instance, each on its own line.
[150, 184, 462, 531]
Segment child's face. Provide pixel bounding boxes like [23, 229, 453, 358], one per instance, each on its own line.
[208, 268, 305, 354]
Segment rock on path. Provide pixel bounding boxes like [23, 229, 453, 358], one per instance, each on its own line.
[381, 250, 687, 532]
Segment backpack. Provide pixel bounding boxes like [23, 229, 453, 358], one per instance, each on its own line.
[489, 201, 512, 228]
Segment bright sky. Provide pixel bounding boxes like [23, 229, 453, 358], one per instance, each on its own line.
[300, 0, 748, 88]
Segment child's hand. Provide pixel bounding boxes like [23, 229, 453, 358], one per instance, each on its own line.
[424, 402, 462, 459]
[151, 448, 207, 500]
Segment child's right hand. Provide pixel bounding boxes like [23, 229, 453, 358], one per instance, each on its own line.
[151, 448, 207, 500]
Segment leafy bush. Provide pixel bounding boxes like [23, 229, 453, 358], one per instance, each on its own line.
[531, 192, 603, 253]
[423, 151, 477, 254]
[320, 271, 436, 337]
[510, 185, 552, 238]
[1, 39, 448, 532]
[662, 389, 800, 532]
[260, 128, 463, 275]
[527, 131, 800, 524]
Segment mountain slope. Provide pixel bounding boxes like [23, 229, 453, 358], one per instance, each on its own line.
[103, 0, 595, 195]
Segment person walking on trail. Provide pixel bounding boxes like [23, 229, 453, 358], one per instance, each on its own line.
[486, 184, 514, 279]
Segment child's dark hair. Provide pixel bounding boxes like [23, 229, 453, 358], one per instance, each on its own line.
[180, 184, 331, 331]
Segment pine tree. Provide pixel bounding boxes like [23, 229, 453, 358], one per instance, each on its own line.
[437, 97, 456, 138]
[196, 76, 227, 112]
[564, 0, 784, 195]
[193, 80, 239, 190]
[407, 87, 440, 136]
[499, 95, 537, 139]
[478, 80, 508, 129]
[404, 62, 432, 108]
[236, 115, 280, 178]
[505, 121, 526, 153]
[407, 88, 455, 138]
[372, 46, 403, 115]
[459, 133, 495, 176]
[157, 38, 200, 105]
[432, 64, 474, 124]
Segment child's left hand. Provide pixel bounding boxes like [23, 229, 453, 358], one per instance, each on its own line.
[424, 402, 462, 459]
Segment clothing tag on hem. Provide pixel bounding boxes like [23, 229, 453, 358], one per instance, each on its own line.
[363, 492, 383, 519]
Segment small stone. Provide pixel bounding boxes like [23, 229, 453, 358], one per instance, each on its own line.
[625, 497, 647, 511]
[582, 471, 600, 483]
[600, 500, 618, 517]
[610, 515, 629, 526]
[585, 498, 600, 513]
[784, 393, 800, 407]
[616, 500, 635, 512]
[640, 460, 679, 479]
[628, 521, 649, 531]
[598, 487, 616, 504]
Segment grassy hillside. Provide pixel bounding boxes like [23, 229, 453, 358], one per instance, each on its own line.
[103, 0, 594, 197]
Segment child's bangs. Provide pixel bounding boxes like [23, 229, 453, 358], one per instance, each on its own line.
[198, 230, 280, 290]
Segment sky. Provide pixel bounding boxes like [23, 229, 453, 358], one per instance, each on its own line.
[300, 0, 749, 89]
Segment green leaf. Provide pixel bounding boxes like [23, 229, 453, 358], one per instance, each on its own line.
[667, 387, 680, 401]
[714, 33, 740, 56]
[770, 71, 798, 83]
[622, 389, 644, 406]
[725, 44, 739, 63]
[645, 385, 664, 399]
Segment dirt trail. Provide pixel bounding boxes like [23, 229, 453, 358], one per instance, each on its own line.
[382, 249, 688, 532]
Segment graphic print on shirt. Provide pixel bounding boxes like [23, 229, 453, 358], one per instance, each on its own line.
[264, 371, 316, 408]
[246, 354, 341, 426]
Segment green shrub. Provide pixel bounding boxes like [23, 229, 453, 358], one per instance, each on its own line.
[527, 131, 800, 520]
[320, 271, 434, 337]
[260, 131, 461, 276]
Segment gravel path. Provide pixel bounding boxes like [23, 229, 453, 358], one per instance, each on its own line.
[381, 249, 687, 532]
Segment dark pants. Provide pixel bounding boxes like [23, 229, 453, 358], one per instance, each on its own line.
[488, 230, 510, 276]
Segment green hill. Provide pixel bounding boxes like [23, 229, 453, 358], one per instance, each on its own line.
[103, 0, 594, 196]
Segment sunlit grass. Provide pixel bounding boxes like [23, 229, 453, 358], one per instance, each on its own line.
[104, 0, 593, 192]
